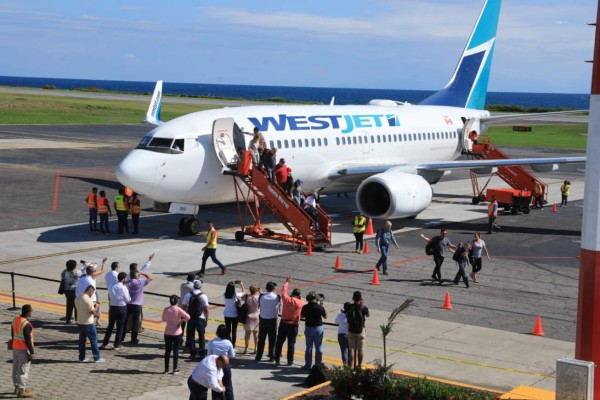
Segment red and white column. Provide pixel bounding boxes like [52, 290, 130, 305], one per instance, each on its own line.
[575, 2, 600, 397]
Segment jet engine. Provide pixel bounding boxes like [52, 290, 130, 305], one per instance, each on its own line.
[356, 171, 433, 219]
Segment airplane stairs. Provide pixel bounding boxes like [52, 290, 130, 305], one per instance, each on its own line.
[469, 137, 548, 205]
[230, 163, 333, 249]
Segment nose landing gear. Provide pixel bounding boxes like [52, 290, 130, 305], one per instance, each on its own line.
[179, 216, 200, 235]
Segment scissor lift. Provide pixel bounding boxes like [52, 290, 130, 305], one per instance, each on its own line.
[230, 152, 332, 249]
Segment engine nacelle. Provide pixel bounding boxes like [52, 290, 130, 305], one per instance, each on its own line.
[356, 171, 433, 219]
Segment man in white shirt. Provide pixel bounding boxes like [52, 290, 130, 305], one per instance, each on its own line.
[255, 281, 281, 362]
[105, 261, 120, 294]
[182, 280, 209, 359]
[187, 355, 229, 400]
[101, 272, 130, 350]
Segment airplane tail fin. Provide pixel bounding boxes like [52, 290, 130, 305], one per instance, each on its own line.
[419, 0, 501, 110]
[145, 80, 163, 125]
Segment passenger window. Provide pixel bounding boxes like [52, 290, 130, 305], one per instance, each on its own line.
[291, 140, 296, 148]
[351, 137, 356, 145]
[324, 138, 328, 146]
[382, 135, 386, 143]
[358, 136, 362, 144]
[336, 137, 340, 146]
[342, 137, 346, 145]
[364, 136, 367, 143]
[305, 139, 309, 147]
[298, 139, 303, 148]
[370, 136, 375, 143]
[317, 138, 322, 146]
[377, 135, 381, 143]
[277, 140, 282, 148]
[311, 138, 316, 147]
[284, 140, 289, 148]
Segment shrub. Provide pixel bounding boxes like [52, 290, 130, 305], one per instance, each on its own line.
[42, 84, 56, 90]
[330, 366, 498, 400]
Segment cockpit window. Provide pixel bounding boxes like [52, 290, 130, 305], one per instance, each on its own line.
[136, 136, 185, 154]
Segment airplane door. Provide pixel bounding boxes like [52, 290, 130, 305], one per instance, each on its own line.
[212, 118, 242, 170]
[462, 118, 480, 151]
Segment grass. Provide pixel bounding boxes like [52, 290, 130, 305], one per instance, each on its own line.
[483, 124, 588, 150]
[0, 92, 218, 124]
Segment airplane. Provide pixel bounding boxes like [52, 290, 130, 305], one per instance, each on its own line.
[116, 0, 586, 235]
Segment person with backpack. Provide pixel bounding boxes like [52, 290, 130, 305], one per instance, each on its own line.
[375, 221, 400, 275]
[452, 242, 471, 288]
[182, 280, 210, 360]
[421, 229, 456, 285]
[345, 291, 370, 369]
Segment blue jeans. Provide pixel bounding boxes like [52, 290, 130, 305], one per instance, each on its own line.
[187, 317, 207, 358]
[304, 325, 324, 369]
[200, 248, 225, 274]
[78, 323, 101, 361]
[338, 333, 349, 366]
[375, 244, 389, 272]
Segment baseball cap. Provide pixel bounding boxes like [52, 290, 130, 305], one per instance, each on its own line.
[279, 158, 285, 163]
[193, 280, 203, 289]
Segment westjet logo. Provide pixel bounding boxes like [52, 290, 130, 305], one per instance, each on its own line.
[248, 114, 400, 134]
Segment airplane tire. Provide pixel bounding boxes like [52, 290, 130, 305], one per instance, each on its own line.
[178, 217, 190, 234]
[235, 231, 245, 242]
[472, 197, 480, 205]
[187, 218, 200, 235]
[523, 207, 531, 215]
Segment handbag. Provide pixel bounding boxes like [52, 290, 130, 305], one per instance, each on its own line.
[58, 279, 66, 295]
[236, 297, 248, 324]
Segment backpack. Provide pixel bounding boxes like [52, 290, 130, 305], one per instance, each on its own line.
[305, 364, 330, 387]
[237, 297, 248, 324]
[346, 304, 365, 334]
[425, 236, 439, 256]
[452, 245, 464, 263]
[188, 293, 204, 317]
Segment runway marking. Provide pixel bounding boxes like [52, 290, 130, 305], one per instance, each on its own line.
[0, 238, 162, 266]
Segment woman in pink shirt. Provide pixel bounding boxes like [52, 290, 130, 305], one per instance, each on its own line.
[161, 295, 190, 375]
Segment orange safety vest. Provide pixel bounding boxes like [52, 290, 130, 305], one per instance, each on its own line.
[87, 193, 97, 209]
[131, 199, 141, 215]
[487, 201, 498, 217]
[12, 316, 33, 351]
[98, 197, 109, 214]
[207, 228, 218, 249]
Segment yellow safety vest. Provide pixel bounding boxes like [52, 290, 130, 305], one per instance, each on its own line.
[353, 216, 366, 233]
[207, 228, 217, 249]
[12, 316, 33, 351]
[115, 195, 126, 211]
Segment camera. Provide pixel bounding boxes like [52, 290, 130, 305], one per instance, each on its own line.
[234, 280, 241, 284]
[316, 293, 325, 305]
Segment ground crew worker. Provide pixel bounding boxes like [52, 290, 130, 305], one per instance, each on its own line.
[560, 180, 570, 207]
[130, 193, 141, 234]
[532, 179, 544, 209]
[487, 195, 501, 234]
[97, 190, 112, 234]
[114, 189, 129, 235]
[198, 221, 226, 277]
[352, 213, 367, 253]
[12, 304, 35, 398]
[85, 187, 98, 232]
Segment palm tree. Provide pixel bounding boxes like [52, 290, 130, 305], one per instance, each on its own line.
[380, 298, 414, 368]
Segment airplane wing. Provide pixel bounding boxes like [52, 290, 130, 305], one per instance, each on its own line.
[329, 156, 585, 180]
[481, 109, 588, 124]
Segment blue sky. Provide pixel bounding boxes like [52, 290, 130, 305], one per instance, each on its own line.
[0, 0, 595, 93]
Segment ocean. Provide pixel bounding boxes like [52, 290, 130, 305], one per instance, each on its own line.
[0, 75, 589, 110]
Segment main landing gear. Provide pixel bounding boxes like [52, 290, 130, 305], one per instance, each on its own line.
[179, 216, 200, 235]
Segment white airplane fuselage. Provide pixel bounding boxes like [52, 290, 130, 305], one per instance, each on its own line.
[116, 104, 489, 205]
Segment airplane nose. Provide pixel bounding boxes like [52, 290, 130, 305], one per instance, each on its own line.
[115, 150, 156, 194]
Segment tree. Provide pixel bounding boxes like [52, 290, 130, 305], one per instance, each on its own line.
[380, 298, 414, 368]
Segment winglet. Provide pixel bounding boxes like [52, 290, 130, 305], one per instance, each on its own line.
[145, 80, 163, 125]
[330, 96, 335, 106]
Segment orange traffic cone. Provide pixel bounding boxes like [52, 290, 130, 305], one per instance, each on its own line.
[442, 292, 453, 310]
[366, 218, 374, 235]
[306, 242, 314, 256]
[532, 315, 545, 336]
[334, 255, 342, 271]
[552, 203, 557, 213]
[371, 269, 380, 285]
[362, 241, 370, 254]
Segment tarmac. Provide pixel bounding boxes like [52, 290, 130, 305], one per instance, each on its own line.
[0, 122, 588, 399]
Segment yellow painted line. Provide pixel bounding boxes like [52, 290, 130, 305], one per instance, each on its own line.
[0, 238, 162, 266]
[499, 386, 555, 400]
[280, 381, 332, 400]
